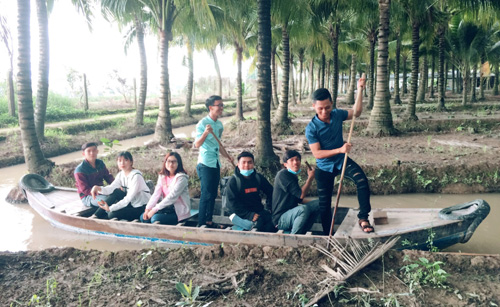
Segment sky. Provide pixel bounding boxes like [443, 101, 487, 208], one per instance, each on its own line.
[0, 0, 250, 97]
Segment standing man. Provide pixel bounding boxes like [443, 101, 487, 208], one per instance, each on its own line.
[305, 75, 374, 234]
[272, 150, 320, 234]
[225, 151, 274, 232]
[74, 142, 114, 210]
[194, 95, 234, 228]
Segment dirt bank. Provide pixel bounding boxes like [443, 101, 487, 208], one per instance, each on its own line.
[1, 246, 499, 306]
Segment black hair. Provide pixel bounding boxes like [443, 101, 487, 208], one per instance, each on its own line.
[283, 150, 301, 163]
[237, 151, 254, 162]
[81, 142, 98, 151]
[205, 95, 222, 110]
[117, 151, 133, 162]
[312, 88, 332, 102]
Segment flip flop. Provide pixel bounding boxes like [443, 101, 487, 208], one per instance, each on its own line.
[358, 219, 375, 233]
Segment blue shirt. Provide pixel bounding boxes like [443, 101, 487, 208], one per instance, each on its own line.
[305, 109, 348, 172]
[196, 115, 224, 168]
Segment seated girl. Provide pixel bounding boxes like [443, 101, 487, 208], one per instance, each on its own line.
[91, 151, 151, 221]
[141, 152, 191, 225]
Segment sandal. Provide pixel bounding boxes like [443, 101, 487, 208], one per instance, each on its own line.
[358, 219, 374, 233]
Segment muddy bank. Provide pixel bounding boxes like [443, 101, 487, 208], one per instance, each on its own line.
[1, 245, 499, 306]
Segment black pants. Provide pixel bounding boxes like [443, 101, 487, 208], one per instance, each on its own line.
[94, 189, 145, 221]
[315, 158, 371, 235]
[255, 210, 276, 233]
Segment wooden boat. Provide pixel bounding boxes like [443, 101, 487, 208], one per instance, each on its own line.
[20, 174, 490, 250]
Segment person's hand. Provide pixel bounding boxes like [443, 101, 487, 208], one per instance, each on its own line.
[252, 213, 260, 222]
[306, 166, 315, 179]
[357, 73, 366, 90]
[204, 124, 213, 135]
[91, 186, 101, 199]
[146, 210, 155, 220]
[339, 142, 352, 154]
[142, 209, 151, 220]
[97, 200, 110, 212]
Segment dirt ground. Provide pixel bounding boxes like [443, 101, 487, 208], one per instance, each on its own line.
[1, 245, 499, 306]
[3, 93, 500, 306]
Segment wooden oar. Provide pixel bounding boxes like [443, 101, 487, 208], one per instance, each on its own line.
[210, 131, 235, 168]
[327, 73, 365, 247]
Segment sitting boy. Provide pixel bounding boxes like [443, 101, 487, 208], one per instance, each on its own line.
[225, 151, 275, 232]
[74, 142, 114, 210]
[272, 150, 320, 234]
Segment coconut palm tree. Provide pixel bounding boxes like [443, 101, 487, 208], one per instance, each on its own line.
[398, 0, 436, 120]
[0, 15, 15, 117]
[255, 0, 279, 167]
[139, 0, 215, 144]
[216, 0, 258, 120]
[16, 0, 53, 175]
[366, 0, 396, 136]
[100, 0, 151, 125]
[448, 16, 489, 105]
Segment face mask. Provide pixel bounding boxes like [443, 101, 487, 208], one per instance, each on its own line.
[287, 168, 301, 175]
[240, 169, 255, 176]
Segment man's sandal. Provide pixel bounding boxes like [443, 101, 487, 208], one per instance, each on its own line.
[358, 219, 375, 233]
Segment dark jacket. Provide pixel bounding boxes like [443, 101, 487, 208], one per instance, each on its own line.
[271, 169, 302, 226]
[74, 159, 114, 198]
[226, 167, 273, 220]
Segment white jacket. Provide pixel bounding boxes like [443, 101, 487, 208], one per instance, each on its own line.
[100, 169, 151, 212]
[146, 173, 191, 221]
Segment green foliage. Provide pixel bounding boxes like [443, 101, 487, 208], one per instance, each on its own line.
[100, 137, 121, 153]
[400, 256, 449, 293]
[286, 284, 313, 307]
[426, 228, 439, 252]
[175, 280, 200, 306]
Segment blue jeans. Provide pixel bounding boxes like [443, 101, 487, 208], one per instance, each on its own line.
[316, 158, 371, 234]
[196, 163, 220, 226]
[140, 210, 178, 225]
[230, 214, 255, 230]
[277, 200, 320, 234]
[81, 194, 107, 207]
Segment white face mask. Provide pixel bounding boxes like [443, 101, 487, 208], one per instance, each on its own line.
[240, 169, 255, 176]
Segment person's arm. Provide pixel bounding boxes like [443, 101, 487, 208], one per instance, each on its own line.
[75, 172, 92, 196]
[108, 173, 143, 212]
[145, 176, 163, 210]
[103, 166, 115, 185]
[193, 124, 212, 148]
[91, 173, 122, 198]
[300, 167, 315, 201]
[347, 73, 366, 120]
[309, 142, 351, 160]
[152, 175, 189, 213]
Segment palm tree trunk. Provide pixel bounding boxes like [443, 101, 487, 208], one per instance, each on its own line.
[368, 32, 376, 109]
[183, 37, 194, 117]
[290, 53, 297, 105]
[308, 59, 314, 96]
[271, 48, 278, 109]
[437, 24, 445, 110]
[298, 49, 304, 103]
[480, 58, 486, 100]
[417, 56, 427, 103]
[320, 52, 325, 88]
[367, 0, 395, 136]
[275, 25, 290, 124]
[402, 55, 408, 96]
[452, 64, 456, 93]
[136, 17, 148, 124]
[34, 0, 49, 140]
[236, 45, 244, 120]
[7, 69, 15, 116]
[83, 73, 88, 111]
[393, 31, 402, 105]
[346, 54, 357, 105]
[494, 63, 499, 95]
[406, 22, 419, 120]
[471, 63, 477, 102]
[429, 53, 435, 99]
[210, 47, 222, 97]
[326, 58, 331, 93]
[462, 63, 470, 105]
[256, 0, 278, 167]
[329, 21, 340, 107]
[155, 2, 175, 144]
[17, 0, 52, 175]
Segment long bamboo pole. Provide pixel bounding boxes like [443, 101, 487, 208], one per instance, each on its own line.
[327, 73, 366, 247]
